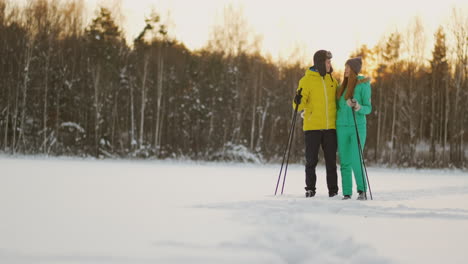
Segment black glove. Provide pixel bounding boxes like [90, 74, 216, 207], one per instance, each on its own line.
[294, 92, 302, 105]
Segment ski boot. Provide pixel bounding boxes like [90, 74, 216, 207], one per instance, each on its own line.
[357, 191, 367, 200]
[342, 195, 351, 200]
[305, 190, 316, 198]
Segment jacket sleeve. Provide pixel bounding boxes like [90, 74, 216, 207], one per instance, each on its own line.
[292, 79, 307, 112]
[357, 82, 372, 115]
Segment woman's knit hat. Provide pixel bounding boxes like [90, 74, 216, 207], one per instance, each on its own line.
[346, 57, 362, 74]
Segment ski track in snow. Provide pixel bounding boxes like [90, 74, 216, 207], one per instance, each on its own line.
[187, 191, 468, 264]
[198, 196, 468, 221]
[376, 185, 468, 201]
[192, 200, 393, 264]
[186, 182, 468, 264]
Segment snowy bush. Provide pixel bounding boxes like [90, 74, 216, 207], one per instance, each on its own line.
[57, 122, 86, 154]
[129, 144, 159, 159]
[210, 142, 263, 163]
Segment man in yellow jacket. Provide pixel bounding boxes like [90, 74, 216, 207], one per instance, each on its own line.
[292, 50, 339, 198]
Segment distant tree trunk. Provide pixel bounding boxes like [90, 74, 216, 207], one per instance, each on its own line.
[462, 80, 467, 167]
[111, 88, 118, 151]
[408, 70, 415, 163]
[237, 71, 243, 144]
[222, 115, 229, 154]
[16, 41, 33, 153]
[129, 79, 136, 149]
[12, 81, 19, 154]
[269, 116, 281, 159]
[438, 84, 443, 149]
[208, 97, 215, 143]
[458, 69, 467, 167]
[92, 64, 101, 157]
[154, 44, 164, 153]
[418, 91, 424, 145]
[232, 60, 242, 144]
[54, 83, 60, 154]
[3, 83, 10, 150]
[42, 49, 50, 153]
[430, 68, 436, 163]
[255, 66, 268, 153]
[381, 84, 388, 162]
[255, 101, 269, 152]
[460, 99, 465, 166]
[139, 56, 149, 149]
[375, 83, 382, 161]
[443, 74, 449, 163]
[157, 98, 165, 153]
[250, 71, 260, 150]
[389, 84, 397, 164]
[453, 68, 462, 165]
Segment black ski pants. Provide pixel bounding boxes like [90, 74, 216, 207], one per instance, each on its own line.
[304, 129, 338, 195]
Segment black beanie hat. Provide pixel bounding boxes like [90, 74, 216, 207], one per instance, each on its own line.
[313, 50, 333, 77]
[346, 57, 362, 74]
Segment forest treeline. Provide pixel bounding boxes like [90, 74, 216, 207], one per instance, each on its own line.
[0, 0, 466, 168]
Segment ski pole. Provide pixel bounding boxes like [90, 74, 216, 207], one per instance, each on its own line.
[351, 98, 373, 200]
[280, 99, 299, 195]
[275, 88, 302, 195]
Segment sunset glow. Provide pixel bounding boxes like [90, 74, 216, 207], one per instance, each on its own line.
[82, 0, 468, 70]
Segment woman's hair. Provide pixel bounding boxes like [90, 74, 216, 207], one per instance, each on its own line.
[336, 66, 358, 100]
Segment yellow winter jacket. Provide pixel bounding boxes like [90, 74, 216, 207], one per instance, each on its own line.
[292, 68, 338, 130]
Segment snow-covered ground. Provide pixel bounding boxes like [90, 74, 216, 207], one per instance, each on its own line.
[1, 157, 467, 264]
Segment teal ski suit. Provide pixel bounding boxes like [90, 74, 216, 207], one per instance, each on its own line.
[336, 76, 372, 196]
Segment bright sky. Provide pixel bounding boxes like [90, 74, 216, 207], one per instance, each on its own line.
[86, 0, 467, 70]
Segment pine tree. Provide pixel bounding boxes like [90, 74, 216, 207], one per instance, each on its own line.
[429, 27, 449, 165]
[85, 7, 125, 157]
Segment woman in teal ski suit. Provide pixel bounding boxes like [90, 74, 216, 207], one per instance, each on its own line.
[336, 57, 371, 200]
